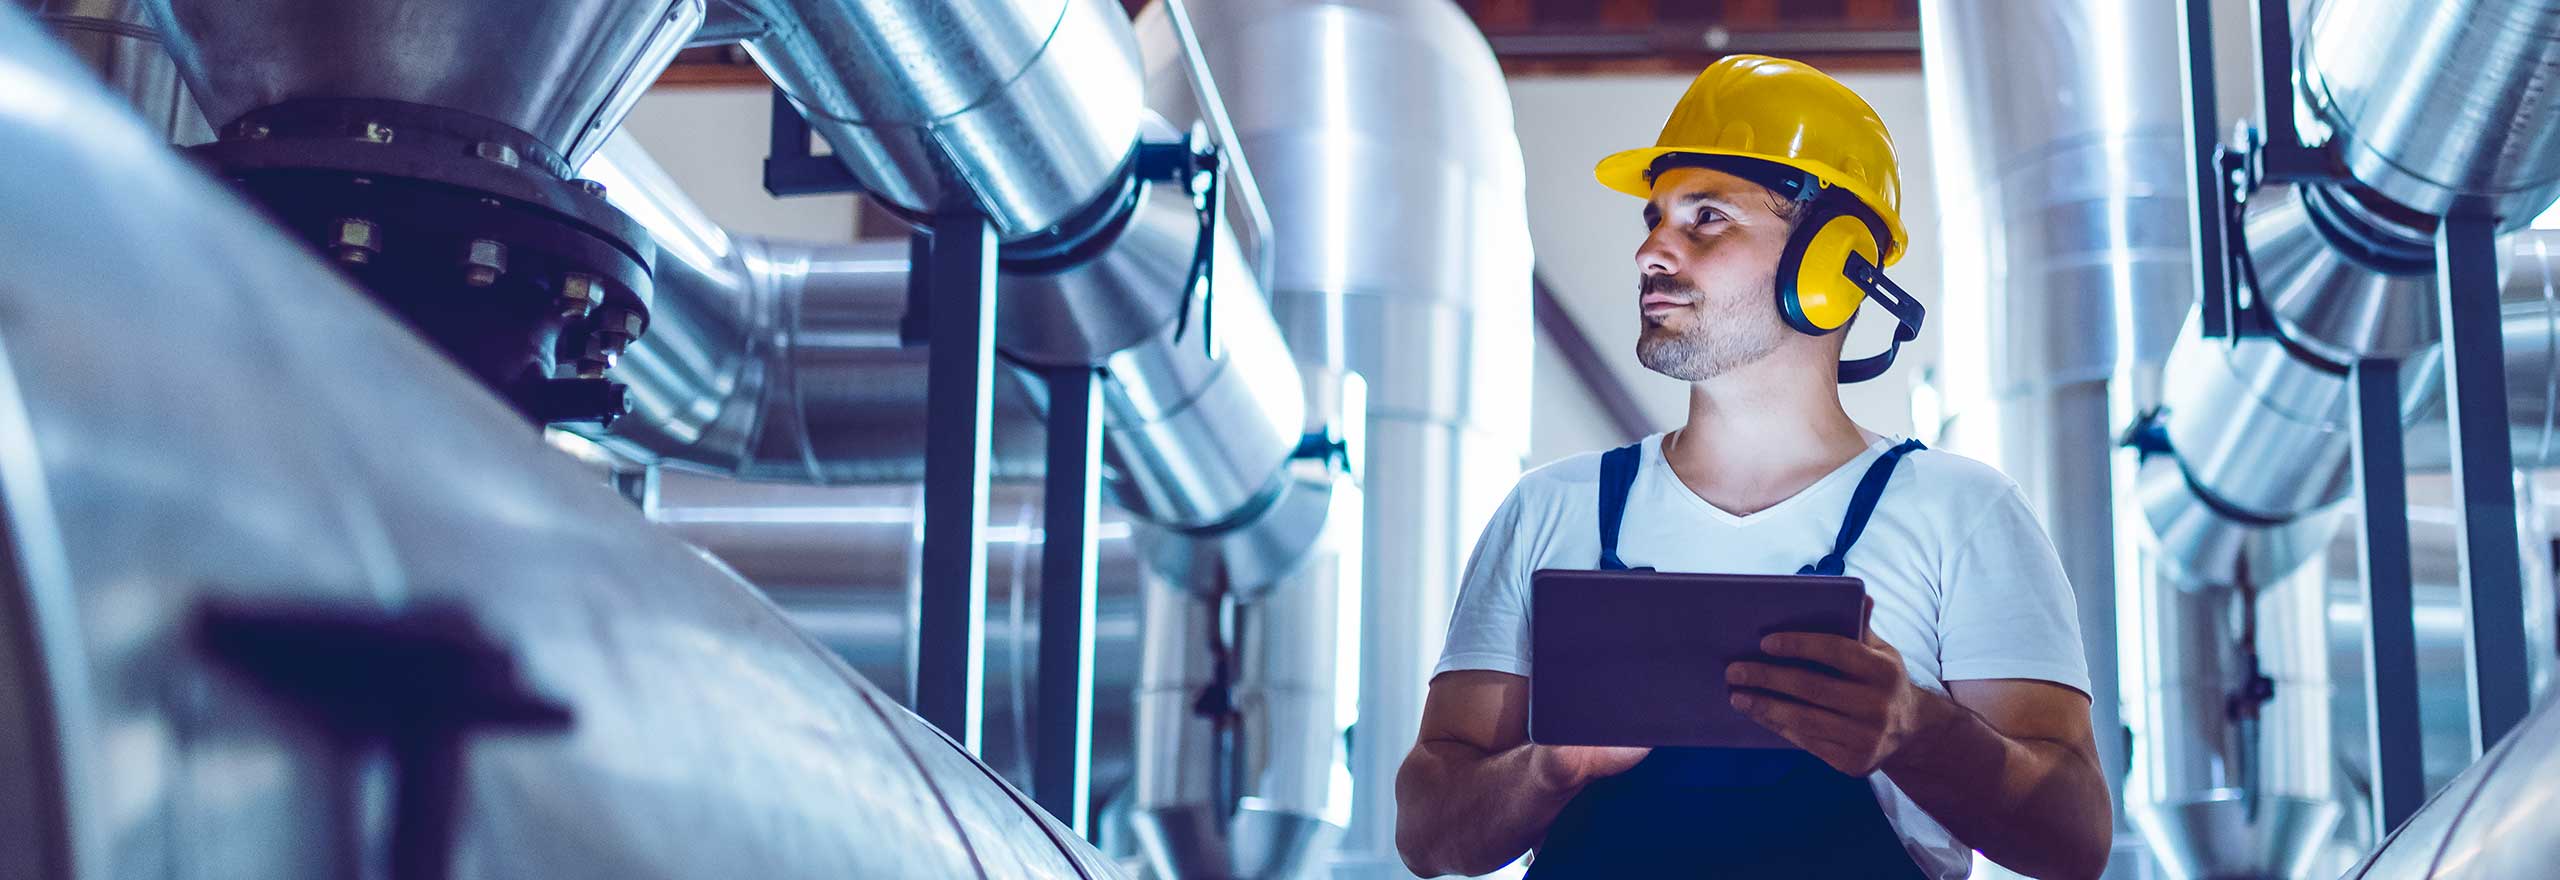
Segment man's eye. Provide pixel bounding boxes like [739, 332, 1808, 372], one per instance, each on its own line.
[1696, 208, 1727, 226]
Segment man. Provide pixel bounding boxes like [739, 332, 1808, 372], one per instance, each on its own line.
[1392, 56, 2111, 879]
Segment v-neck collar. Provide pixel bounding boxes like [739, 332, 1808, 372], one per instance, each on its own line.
[1646, 433, 1896, 526]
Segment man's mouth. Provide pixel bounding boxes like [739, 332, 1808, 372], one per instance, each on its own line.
[1641, 294, 1691, 316]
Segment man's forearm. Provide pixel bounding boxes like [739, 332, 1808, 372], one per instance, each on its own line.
[1882, 691, 2112, 880]
[1394, 742, 1583, 877]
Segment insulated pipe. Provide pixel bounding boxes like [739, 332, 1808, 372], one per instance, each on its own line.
[1918, 6, 2199, 861]
[0, 10, 1120, 876]
[23, 0, 211, 145]
[582, 133, 1328, 590]
[739, 0, 1147, 240]
[2298, 0, 2560, 224]
[643, 470, 1151, 822]
[1138, 3, 1536, 875]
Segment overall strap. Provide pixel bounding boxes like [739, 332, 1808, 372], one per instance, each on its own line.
[1799, 439, 1927, 577]
[1595, 442, 1647, 571]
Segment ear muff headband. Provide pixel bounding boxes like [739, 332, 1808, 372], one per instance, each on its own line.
[1773, 188, 1927, 383]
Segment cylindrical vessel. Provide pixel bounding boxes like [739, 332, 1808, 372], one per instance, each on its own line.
[0, 9, 1117, 877]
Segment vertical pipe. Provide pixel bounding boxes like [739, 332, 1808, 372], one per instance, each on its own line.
[2350, 358, 2426, 834]
[918, 209, 998, 750]
[2437, 208, 2532, 752]
[1036, 365, 1103, 835]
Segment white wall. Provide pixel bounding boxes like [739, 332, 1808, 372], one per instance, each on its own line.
[615, 86, 861, 242]
[1507, 71, 1940, 467]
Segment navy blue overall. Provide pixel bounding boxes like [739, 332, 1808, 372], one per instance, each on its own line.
[1525, 439, 1933, 879]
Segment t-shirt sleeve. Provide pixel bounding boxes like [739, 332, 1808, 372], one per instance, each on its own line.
[1934, 482, 2093, 696]
[1433, 486, 1537, 678]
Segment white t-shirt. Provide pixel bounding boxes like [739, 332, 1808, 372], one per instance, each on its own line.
[1434, 433, 2090, 880]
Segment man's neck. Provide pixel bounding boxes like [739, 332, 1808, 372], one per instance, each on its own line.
[1659, 354, 1874, 514]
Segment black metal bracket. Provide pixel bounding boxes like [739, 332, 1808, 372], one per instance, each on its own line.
[194, 600, 572, 880]
[762, 87, 867, 198]
[2183, 0, 2343, 344]
[1134, 129, 1226, 359]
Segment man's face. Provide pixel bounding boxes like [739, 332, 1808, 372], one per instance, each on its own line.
[1633, 166, 1797, 382]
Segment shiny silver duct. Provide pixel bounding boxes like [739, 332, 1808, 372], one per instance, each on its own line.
[0, 9, 1118, 877]
[1143, 2, 1536, 875]
[576, 136, 1051, 483]
[582, 130, 1326, 591]
[739, 0, 1146, 239]
[644, 470, 1150, 821]
[142, 0, 700, 166]
[2299, 0, 2560, 224]
[2345, 671, 2560, 878]
[2124, 552, 2343, 880]
[2141, 231, 2560, 585]
[23, 0, 210, 144]
[1134, 471, 1361, 880]
[1918, 7, 2201, 870]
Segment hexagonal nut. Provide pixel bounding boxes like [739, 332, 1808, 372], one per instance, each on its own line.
[556, 273, 600, 317]
[358, 121, 395, 143]
[463, 239, 508, 287]
[575, 179, 607, 199]
[594, 308, 646, 341]
[332, 218, 380, 264]
[471, 141, 520, 168]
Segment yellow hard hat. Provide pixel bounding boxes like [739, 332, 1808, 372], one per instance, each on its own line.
[1595, 55, 1907, 266]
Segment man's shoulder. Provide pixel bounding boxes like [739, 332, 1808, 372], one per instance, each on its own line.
[1511, 437, 1651, 501]
[1894, 445, 2028, 508]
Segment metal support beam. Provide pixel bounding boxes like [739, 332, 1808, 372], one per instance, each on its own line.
[2436, 206, 2532, 753]
[2349, 358, 2426, 834]
[916, 207, 997, 751]
[1034, 366, 1102, 836]
[2177, 0, 2231, 340]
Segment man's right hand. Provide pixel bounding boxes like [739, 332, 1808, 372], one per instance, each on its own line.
[1534, 744, 1652, 787]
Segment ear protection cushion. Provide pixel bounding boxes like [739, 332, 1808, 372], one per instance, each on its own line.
[1775, 191, 1890, 335]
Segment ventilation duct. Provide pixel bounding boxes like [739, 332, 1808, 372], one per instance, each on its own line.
[0, 10, 1122, 876]
[1132, 3, 1535, 875]
[24, 0, 211, 144]
[2139, 0, 2560, 585]
[1919, 9, 2200, 873]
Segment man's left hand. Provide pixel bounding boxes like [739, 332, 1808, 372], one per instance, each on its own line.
[1724, 599, 1947, 776]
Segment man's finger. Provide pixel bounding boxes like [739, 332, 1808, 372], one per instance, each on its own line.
[1727, 661, 1867, 716]
[1730, 688, 1864, 740]
[1861, 594, 1886, 647]
[1758, 633, 1887, 679]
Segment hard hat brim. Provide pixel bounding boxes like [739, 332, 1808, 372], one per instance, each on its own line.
[1595, 145, 1908, 267]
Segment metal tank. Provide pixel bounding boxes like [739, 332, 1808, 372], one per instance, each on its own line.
[2343, 674, 2560, 878]
[0, 7, 1120, 878]
[1140, 3, 1536, 874]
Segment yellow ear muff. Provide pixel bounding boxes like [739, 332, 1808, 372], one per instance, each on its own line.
[1775, 197, 1887, 335]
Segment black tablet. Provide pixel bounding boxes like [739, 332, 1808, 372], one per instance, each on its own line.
[1528, 568, 1866, 749]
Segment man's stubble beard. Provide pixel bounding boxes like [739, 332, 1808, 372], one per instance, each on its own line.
[1635, 277, 1786, 382]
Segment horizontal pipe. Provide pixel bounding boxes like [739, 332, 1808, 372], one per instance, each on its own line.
[2299, 0, 2560, 223]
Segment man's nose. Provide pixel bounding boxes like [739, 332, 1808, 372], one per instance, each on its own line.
[1636, 226, 1682, 277]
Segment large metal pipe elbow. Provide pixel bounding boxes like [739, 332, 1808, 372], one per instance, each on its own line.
[742, 0, 1149, 240]
[2299, 0, 2560, 224]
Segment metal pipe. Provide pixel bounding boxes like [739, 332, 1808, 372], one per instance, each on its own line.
[1138, 3, 1536, 874]
[22, 0, 211, 144]
[0, 10, 1121, 876]
[2298, 0, 2560, 224]
[1918, 9, 2199, 873]
[644, 470, 1152, 822]
[738, 0, 1145, 240]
